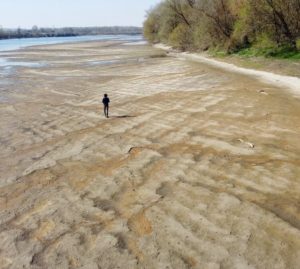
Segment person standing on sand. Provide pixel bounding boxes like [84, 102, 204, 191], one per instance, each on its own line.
[102, 93, 110, 118]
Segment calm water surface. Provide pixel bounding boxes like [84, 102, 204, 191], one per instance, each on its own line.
[0, 34, 143, 52]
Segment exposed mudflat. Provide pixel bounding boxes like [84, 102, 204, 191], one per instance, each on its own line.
[0, 41, 300, 269]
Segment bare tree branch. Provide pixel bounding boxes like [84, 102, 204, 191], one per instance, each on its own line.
[167, 0, 191, 26]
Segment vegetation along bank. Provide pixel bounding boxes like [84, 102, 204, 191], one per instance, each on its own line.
[143, 0, 300, 59]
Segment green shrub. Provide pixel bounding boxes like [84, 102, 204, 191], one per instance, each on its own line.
[143, 0, 299, 59]
[297, 39, 300, 50]
[237, 46, 300, 59]
[192, 17, 217, 51]
[253, 33, 277, 49]
[168, 24, 192, 50]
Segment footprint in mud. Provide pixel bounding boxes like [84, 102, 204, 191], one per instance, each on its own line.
[115, 233, 127, 251]
[42, 120, 51, 126]
[93, 198, 117, 213]
[22, 127, 32, 133]
[258, 89, 268, 95]
[156, 182, 173, 198]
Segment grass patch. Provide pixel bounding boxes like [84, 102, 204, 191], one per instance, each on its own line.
[236, 46, 300, 60]
[149, 52, 167, 58]
[208, 48, 227, 58]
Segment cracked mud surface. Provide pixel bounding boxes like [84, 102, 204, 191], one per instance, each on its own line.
[0, 41, 300, 269]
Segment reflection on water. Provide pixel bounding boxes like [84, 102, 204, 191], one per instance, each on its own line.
[0, 35, 143, 52]
[0, 58, 45, 77]
[0, 58, 45, 68]
[88, 59, 122, 66]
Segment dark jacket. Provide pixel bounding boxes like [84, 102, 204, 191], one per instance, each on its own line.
[102, 97, 110, 106]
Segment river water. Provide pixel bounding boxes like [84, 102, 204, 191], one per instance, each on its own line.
[0, 34, 143, 52]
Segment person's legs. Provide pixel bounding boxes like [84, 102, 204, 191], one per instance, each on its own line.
[106, 105, 109, 118]
[104, 105, 109, 118]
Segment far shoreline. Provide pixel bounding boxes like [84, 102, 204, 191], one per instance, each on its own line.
[0, 32, 142, 41]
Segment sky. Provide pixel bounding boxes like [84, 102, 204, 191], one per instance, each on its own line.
[0, 0, 162, 29]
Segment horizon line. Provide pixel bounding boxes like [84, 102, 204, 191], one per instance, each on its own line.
[1, 25, 143, 30]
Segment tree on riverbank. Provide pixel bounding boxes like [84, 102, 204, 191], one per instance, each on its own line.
[143, 0, 300, 56]
[0, 26, 142, 40]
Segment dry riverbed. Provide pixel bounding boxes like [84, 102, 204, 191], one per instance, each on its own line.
[0, 41, 300, 269]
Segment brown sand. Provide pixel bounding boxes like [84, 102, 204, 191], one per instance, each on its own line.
[0, 41, 300, 269]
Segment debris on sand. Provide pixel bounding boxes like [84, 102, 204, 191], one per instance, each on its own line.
[237, 138, 255, 149]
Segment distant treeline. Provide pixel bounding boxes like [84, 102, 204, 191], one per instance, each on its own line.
[0, 26, 142, 40]
[144, 0, 300, 56]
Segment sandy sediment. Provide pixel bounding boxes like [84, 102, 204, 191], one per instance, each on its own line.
[0, 41, 300, 269]
[155, 44, 300, 95]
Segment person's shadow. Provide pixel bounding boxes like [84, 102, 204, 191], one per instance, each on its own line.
[110, 115, 136, 119]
